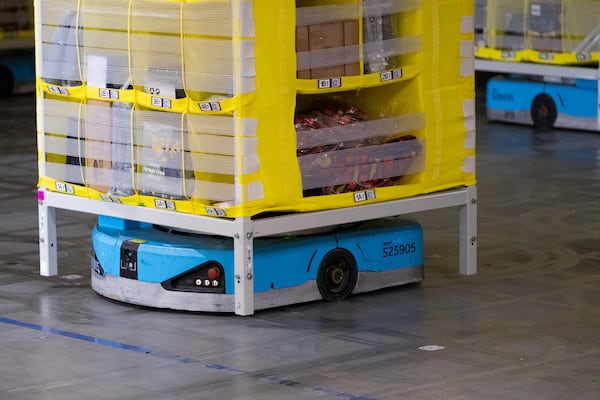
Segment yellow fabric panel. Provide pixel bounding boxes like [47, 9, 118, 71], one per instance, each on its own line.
[37, 0, 476, 218]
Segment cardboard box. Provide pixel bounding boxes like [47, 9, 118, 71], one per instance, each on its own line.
[296, 25, 311, 79]
[296, 20, 360, 79]
[528, 2, 562, 52]
[343, 20, 360, 76]
[308, 22, 345, 79]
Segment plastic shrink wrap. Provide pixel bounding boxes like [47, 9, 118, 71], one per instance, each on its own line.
[37, 0, 476, 218]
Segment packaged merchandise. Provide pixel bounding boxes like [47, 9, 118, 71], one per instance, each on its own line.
[36, 0, 476, 218]
[477, 0, 600, 63]
[296, 101, 421, 196]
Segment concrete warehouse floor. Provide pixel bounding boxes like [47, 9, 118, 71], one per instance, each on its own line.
[0, 85, 599, 399]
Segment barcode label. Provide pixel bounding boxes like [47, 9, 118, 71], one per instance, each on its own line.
[318, 78, 342, 89]
[55, 182, 74, 194]
[48, 85, 70, 95]
[100, 194, 122, 203]
[155, 199, 176, 210]
[99, 88, 119, 99]
[199, 101, 222, 112]
[380, 69, 403, 82]
[353, 189, 376, 203]
[206, 207, 227, 217]
[151, 97, 172, 109]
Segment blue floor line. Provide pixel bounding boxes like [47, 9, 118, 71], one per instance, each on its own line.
[0, 316, 192, 362]
[0, 316, 379, 400]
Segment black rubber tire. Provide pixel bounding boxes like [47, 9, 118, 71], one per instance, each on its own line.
[0, 65, 14, 97]
[316, 248, 358, 301]
[530, 93, 557, 130]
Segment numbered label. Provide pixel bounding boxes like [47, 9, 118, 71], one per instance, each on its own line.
[47, 85, 70, 95]
[55, 182, 74, 194]
[206, 207, 227, 217]
[318, 78, 342, 89]
[199, 101, 222, 112]
[380, 69, 403, 82]
[155, 199, 176, 210]
[151, 97, 172, 109]
[353, 189, 376, 203]
[99, 88, 119, 99]
[382, 241, 417, 258]
[100, 194, 122, 203]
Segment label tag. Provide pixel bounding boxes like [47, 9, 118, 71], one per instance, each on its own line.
[380, 69, 403, 82]
[155, 199, 176, 210]
[353, 189, 376, 203]
[99, 88, 119, 99]
[206, 207, 227, 217]
[55, 182, 74, 194]
[318, 78, 342, 89]
[199, 101, 222, 112]
[47, 85, 70, 95]
[100, 194, 122, 203]
[151, 97, 172, 109]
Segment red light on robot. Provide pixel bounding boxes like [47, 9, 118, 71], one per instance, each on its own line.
[207, 267, 221, 280]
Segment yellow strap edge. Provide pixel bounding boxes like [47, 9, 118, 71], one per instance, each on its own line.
[38, 80, 244, 115]
[296, 62, 421, 94]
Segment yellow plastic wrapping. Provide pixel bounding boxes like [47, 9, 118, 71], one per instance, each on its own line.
[37, 0, 476, 218]
[476, 0, 600, 64]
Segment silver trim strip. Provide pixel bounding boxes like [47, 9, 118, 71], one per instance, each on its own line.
[91, 265, 423, 312]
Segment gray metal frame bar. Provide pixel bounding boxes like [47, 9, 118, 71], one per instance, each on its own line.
[475, 59, 598, 80]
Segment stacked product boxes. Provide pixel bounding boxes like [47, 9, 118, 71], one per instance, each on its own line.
[36, 0, 475, 218]
[475, 0, 600, 64]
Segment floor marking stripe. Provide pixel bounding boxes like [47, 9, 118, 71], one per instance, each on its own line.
[0, 316, 196, 363]
[0, 316, 379, 400]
